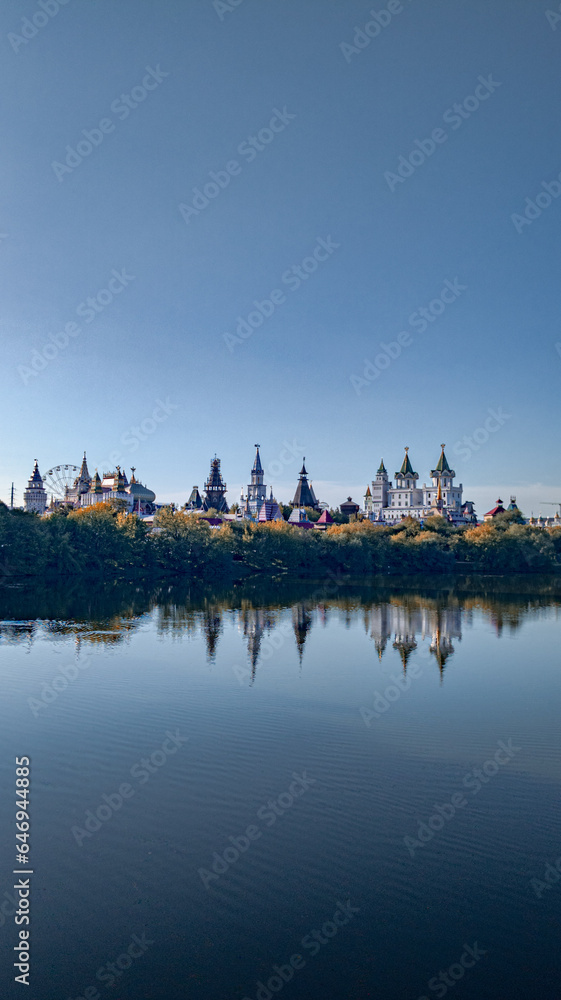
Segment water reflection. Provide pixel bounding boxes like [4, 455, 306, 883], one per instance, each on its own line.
[1, 577, 560, 681]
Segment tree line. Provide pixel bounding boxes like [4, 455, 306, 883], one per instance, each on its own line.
[1, 501, 560, 582]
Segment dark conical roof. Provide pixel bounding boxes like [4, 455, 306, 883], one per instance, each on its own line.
[186, 486, 203, 509]
[29, 460, 43, 485]
[292, 461, 318, 509]
[377, 459, 386, 474]
[252, 445, 263, 474]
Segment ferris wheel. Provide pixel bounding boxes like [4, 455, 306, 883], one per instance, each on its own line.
[44, 464, 80, 500]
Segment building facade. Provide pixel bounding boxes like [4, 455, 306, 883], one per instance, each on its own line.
[364, 446, 476, 525]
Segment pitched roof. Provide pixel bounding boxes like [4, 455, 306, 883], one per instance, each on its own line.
[317, 509, 334, 524]
[484, 499, 505, 517]
[377, 459, 386, 474]
[292, 462, 318, 508]
[397, 449, 416, 477]
[365, 485, 371, 497]
[435, 445, 451, 473]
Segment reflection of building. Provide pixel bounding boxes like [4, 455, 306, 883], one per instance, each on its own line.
[364, 601, 462, 676]
[292, 604, 313, 663]
[239, 607, 277, 680]
[365, 446, 476, 525]
[202, 607, 222, 661]
[24, 460, 47, 514]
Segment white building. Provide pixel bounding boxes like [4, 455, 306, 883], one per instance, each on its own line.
[364, 446, 476, 525]
[23, 460, 47, 514]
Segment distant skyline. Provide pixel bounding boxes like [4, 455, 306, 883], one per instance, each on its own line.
[2, 0, 560, 517]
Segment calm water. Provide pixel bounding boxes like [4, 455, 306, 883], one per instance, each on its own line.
[0, 579, 560, 1000]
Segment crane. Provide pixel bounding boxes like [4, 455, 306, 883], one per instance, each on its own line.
[541, 502, 561, 515]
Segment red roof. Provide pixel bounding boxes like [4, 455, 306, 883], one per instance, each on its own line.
[484, 504, 505, 517]
[317, 509, 334, 524]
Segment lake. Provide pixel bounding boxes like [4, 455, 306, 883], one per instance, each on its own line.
[0, 577, 560, 999]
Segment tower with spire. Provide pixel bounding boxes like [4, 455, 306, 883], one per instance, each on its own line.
[23, 460, 47, 514]
[290, 459, 319, 510]
[246, 445, 268, 515]
[202, 456, 229, 513]
[370, 460, 389, 515]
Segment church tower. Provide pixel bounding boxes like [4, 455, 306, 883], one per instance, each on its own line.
[370, 459, 389, 514]
[426, 444, 461, 512]
[203, 456, 229, 513]
[247, 445, 267, 513]
[24, 460, 47, 514]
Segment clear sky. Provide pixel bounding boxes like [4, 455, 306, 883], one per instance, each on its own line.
[1, 0, 560, 516]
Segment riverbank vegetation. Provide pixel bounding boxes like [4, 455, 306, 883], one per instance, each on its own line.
[1, 502, 560, 582]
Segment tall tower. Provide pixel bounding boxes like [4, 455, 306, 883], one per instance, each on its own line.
[394, 447, 419, 489]
[203, 456, 229, 513]
[247, 445, 267, 512]
[290, 459, 319, 510]
[428, 444, 460, 511]
[23, 460, 47, 514]
[370, 459, 389, 514]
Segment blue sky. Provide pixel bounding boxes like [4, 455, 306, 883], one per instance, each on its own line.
[1, 0, 560, 516]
